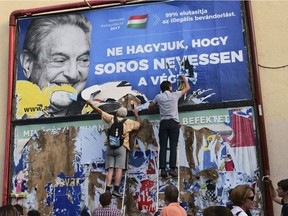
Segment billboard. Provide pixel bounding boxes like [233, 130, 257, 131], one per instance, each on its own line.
[11, 107, 263, 215]
[15, 0, 252, 119]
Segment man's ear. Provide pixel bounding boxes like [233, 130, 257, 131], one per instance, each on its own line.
[20, 51, 33, 79]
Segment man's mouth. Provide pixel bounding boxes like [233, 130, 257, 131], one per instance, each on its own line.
[53, 82, 78, 88]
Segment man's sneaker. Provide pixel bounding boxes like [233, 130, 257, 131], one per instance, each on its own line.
[169, 169, 178, 177]
[112, 190, 122, 198]
[160, 169, 168, 178]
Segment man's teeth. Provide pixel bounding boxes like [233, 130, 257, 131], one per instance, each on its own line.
[56, 83, 74, 87]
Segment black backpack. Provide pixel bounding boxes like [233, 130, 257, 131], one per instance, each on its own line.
[107, 114, 127, 148]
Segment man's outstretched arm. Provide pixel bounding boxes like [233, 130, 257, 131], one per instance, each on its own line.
[179, 74, 190, 95]
[86, 99, 103, 115]
[132, 109, 141, 126]
[265, 176, 282, 204]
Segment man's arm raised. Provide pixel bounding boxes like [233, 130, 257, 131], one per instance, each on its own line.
[264, 176, 282, 204]
[132, 109, 141, 126]
[179, 74, 190, 96]
[86, 99, 103, 115]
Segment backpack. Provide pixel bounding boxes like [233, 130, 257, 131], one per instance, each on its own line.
[107, 114, 127, 148]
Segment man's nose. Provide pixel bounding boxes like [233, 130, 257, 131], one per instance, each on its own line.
[64, 60, 79, 80]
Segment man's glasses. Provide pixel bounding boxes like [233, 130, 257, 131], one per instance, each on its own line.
[247, 196, 254, 201]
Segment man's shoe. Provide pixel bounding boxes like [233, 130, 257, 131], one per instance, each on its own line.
[169, 169, 178, 177]
[112, 190, 122, 198]
[160, 169, 168, 178]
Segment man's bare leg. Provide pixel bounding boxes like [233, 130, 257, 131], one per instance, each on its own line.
[105, 168, 114, 191]
[114, 168, 123, 186]
[112, 168, 123, 197]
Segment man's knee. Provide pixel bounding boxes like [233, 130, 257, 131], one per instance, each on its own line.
[115, 168, 123, 172]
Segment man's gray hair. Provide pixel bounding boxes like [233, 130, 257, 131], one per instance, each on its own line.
[116, 107, 127, 118]
[22, 13, 92, 60]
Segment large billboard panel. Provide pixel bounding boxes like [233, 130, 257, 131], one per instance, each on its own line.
[15, 0, 252, 119]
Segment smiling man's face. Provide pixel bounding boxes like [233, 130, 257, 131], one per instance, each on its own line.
[29, 24, 90, 94]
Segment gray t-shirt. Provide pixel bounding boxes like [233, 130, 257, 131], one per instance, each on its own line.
[153, 90, 182, 122]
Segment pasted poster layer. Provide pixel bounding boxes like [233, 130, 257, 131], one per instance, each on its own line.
[15, 0, 251, 119]
[11, 107, 262, 215]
